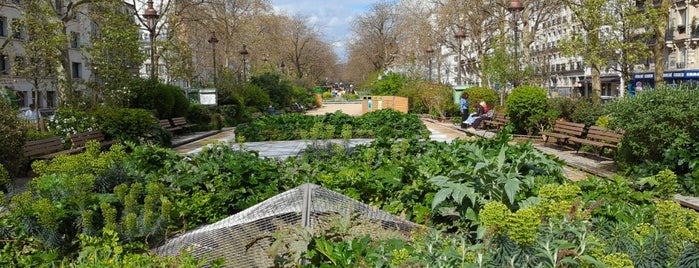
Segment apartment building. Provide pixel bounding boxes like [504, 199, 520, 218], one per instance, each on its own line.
[529, 6, 622, 100]
[632, 0, 699, 90]
[0, 2, 95, 113]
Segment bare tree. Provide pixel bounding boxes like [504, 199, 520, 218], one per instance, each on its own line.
[348, 0, 400, 72]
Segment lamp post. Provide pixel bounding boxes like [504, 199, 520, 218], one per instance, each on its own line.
[240, 44, 249, 81]
[426, 44, 435, 81]
[207, 31, 219, 85]
[143, 0, 159, 80]
[454, 27, 465, 85]
[508, 0, 524, 86]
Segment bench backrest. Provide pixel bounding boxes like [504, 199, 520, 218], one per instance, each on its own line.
[552, 121, 585, 137]
[171, 117, 188, 126]
[160, 119, 173, 128]
[586, 126, 623, 144]
[494, 113, 508, 122]
[24, 137, 65, 158]
[70, 130, 107, 148]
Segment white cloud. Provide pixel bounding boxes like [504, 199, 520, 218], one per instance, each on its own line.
[272, 0, 374, 61]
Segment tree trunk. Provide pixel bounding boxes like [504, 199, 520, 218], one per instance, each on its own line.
[590, 63, 602, 103]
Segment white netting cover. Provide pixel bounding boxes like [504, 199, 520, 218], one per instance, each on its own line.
[152, 183, 418, 267]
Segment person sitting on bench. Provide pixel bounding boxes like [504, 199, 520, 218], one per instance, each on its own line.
[465, 101, 488, 130]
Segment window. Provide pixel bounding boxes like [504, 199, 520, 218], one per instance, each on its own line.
[0, 55, 8, 75]
[0, 17, 6, 37]
[71, 62, 81, 78]
[70, 32, 80, 48]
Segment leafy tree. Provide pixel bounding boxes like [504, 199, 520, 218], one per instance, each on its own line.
[85, 0, 146, 107]
[13, 0, 66, 129]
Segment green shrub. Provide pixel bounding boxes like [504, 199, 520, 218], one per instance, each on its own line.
[238, 84, 270, 111]
[570, 99, 605, 126]
[322, 91, 332, 100]
[250, 72, 293, 108]
[547, 97, 577, 121]
[168, 85, 190, 118]
[187, 104, 212, 131]
[0, 164, 10, 193]
[93, 107, 165, 145]
[0, 99, 26, 177]
[129, 80, 180, 119]
[47, 108, 98, 137]
[464, 86, 499, 112]
[604, 85, 699, 166]
[505, 85, 548, 135]
[399, 80, 453, 117]
[371, 72, 408, 95]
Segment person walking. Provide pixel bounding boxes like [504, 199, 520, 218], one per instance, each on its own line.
[24, 104, 39, 123]
[459, 92, 470, 129]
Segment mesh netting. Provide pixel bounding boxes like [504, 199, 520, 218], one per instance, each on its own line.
[152, 183, 418, 267]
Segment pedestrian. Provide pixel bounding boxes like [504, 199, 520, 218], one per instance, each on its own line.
[267, 103, 276, 115]
[24, 103, 39, 123]
[459, 92, 470, 129]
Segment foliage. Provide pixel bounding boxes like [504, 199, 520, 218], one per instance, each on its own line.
[235, 84, 270, 112]
[92, 107, 164, 145]
[249, 72, 293, 108]
[570, 99, 605, 126]
[46, 108, 98, 138]
[236, 109, 429, 141]
[84, 0, 145, 107]
[604, 85, 699, 186]
[464, 86, 499, 112]
[186, 104, 213, 131]
[505, 85, 549, 135]
[399, 80, 454, 118]
[547, 97, 578, 122]
[371, 72, 408, 95]
[0, 99, 27, 177]
[129, 80, 188, 119]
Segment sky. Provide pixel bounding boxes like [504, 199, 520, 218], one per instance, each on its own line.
[271, 0, 376, 62]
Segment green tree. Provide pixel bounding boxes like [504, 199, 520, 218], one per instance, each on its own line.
[86, 0, 146, 107]
[13, 0, 66, 129]
[560, 0, 610, 103]
[645, 0, 672, 88]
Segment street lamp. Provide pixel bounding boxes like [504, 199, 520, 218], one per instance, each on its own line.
[240, 44, 249, 81]
[508, 0, 524, 86]
[454, 27, 465, 85]
[143, 0, 159, 80]
[207, 31, 219, 85]
[425, 44, 435, 81]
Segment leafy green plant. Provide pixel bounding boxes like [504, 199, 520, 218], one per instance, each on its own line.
[505, 85, 548, 135]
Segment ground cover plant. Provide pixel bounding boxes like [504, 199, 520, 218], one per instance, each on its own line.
[1, 108, 698, 266]
[235, 109, 430, 141]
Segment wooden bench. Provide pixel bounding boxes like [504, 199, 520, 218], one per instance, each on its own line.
[23, 137, 82, 161]
[69, 130, 119, 149]
[568, 126, 623, 156]
[482, 113, 509, 131]
[170, 117, 197, 132]
[541, 121, 585, 148]
[160, 118, 182, 133]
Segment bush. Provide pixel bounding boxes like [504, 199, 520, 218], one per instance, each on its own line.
[92, 107, 166, 145]
[505, 85, 548, 135]
[399, 81, 453, 117]
[129, 80, 188, 119]
[371, 72, 408, 95]
[0, 99, 26, 177]
[187, 104, 212, 131]
[464, 86, 499, 112]
[605, 85, 699, 165]
[570, 99, 604, 126]
[547, 97, 577, 121]
[169, 85, 190, 118]
[47, 108, 97, 137]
